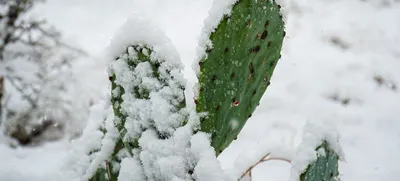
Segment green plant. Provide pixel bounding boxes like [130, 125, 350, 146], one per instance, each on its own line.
[195, 0, 285, 155]
[300, 142, 340, 181]
[89, 0, 341, 180]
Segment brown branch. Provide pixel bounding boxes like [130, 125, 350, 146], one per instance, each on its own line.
[239, 153, 292, 181]
[105, 160, 112, 181]
[4, 75, 37, 108]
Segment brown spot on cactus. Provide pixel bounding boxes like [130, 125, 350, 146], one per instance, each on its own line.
[250, 45, 261, 53]
[216, 105, 221, 111]
[256, 33, 261, 39]
[225, 47, 230, 53]
[249, 63, 254, 74]
[261, 30, 268, 40]
[247, 20, 252, 28]
[206, 48, 213, 53]
[200, 87, 204, 92]
[264, 75, 269, 82]
[267, 41, 272, 47]
[270, 61, 275, 67]
[265, 20, 270, 27]
[231, 73, 235, 79]
[194, 99, 198, 104]
[212, 75, 217, 81]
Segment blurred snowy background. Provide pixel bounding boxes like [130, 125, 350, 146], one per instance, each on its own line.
[0, 0, 399, 180]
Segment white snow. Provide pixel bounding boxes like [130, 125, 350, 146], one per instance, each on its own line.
[118, 157, 145, 181]
[0, 0, 399, 181]
[193, 0, 238, 77]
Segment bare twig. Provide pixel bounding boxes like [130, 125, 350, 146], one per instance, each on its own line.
[0, 76, 3, 120]
[105, 160, 112, 180]
[239, 153, 292, 181]
[5, 75, 37, 108]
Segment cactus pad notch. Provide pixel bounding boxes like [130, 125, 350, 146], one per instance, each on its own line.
[196, 0, 285, 154]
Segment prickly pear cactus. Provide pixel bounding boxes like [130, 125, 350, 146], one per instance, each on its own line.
[196, 0, 285, 154]
[109, 45, 186, 148]
[90, 44, 187, 180]
[300, 142, 340, 181]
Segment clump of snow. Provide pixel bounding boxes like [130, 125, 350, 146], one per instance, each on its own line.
[191, 132, 228, 181]
[288, 121, 344, 181]
[62, 97, 111, 180]
[105, 14, 182, 66]
[118, 157, 145, 181]
[82, 106, 118, 180]
[193, 0, 238, 79]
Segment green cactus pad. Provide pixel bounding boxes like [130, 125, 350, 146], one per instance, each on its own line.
[196, 0, 285, 154]
[300, 141, 340, 181]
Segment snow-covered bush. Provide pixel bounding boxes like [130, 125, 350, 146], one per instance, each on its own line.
[86, 0, 343, 180]
[0, 0, 88, 145]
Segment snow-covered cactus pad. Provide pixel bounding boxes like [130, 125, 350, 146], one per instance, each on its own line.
[106, 44, 187, 179]
[196, 0, 285, 154]
[89, 16, 228, 181]
[290, 123, 343, 181]
[109, 45, 187, 145]
[300, 142, 340, 181]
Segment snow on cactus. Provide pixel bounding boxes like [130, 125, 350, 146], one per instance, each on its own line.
[89, 15, 227, 181]
[289, 122, 344, 181]
[86, 0, 342, 180]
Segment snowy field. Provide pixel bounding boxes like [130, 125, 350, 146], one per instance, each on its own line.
[0, 0, 399, 180]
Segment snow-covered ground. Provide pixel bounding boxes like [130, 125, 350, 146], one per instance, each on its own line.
[1, 0, 399, 180]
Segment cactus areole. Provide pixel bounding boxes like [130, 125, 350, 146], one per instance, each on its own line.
[197, 0, 285, 154]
